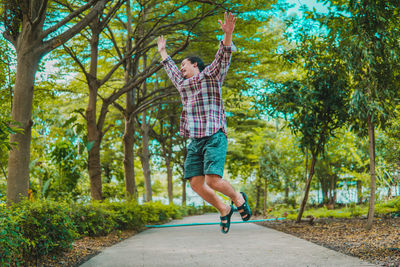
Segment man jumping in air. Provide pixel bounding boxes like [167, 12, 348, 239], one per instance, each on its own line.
[157, 12, 251, 234]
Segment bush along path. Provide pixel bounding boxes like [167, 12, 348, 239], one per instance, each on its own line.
[0, 198, 214, 266]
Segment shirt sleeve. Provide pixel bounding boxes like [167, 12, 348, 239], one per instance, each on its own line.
[161, 56, 184, 90]
[203, 41, 236, 83]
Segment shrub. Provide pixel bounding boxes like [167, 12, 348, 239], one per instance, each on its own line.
[70, 201, 116, 237]
[141, 202, 183, 223]
[0, 208, 26, 266]
[103, 200, 144, 230]
[11, 199, 77, 260]
[376, 196, 400, 217]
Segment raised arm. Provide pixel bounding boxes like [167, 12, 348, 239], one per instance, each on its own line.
[205, 12, 237, 82]
[157, 36, 169, 61]
[158, 36, 184, 88]
[218, 12, 236, 46]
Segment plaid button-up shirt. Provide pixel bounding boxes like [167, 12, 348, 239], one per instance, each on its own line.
[162, 41, 236, 138]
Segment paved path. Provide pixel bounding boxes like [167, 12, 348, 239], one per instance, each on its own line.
[81, 213, 376, 267]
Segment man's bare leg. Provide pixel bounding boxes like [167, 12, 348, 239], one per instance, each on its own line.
[189, 175, 231, 215]
[189, 175, 234, 232]
[205, 174, 248, 219]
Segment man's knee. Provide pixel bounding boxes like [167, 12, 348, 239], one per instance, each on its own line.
[189, 176, 205, 192]
[205, 174, 222, 189]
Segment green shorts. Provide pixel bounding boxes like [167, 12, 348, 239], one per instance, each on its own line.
[184, 130, 227, 179]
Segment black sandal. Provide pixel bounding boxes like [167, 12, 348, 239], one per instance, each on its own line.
[220, 205, 234, 234]
[236, 192, 251, 221]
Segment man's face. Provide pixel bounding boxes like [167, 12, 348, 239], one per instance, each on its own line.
[180, 59, 198, 79]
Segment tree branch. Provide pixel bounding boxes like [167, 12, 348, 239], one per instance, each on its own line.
[103, 124, 114, 135]
[112, 101, 126, 114]
[62, 44, 89, 80]
[76, 109, 87, 120]
[99, 0, 124, 29]
[105, 25, 123, 60]
[2, 32, 16, 47]
[32, 0, 48, 27]
[41, 0, 97, 39]
[40, 0, 109, 55]
[132, 91, 176, 117]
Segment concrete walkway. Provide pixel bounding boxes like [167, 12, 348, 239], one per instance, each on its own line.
[80, 213, 376, 267]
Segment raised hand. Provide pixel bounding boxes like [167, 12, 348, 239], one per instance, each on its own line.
[218, 12, 236, 34]
[157, 36, 168, 60]
[157, 36, 166, 53]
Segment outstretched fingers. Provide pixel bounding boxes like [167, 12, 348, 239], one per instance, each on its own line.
[157, 36, 166, 52]
[219, 11, 236, 34]
[227, 12, 236, 24]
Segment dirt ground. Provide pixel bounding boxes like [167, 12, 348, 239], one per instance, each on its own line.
[257, 217, 400, 267]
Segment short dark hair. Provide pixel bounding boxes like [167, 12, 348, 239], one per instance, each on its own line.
[186, 56, 206, 72]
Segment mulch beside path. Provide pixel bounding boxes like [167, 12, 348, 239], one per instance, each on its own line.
[257, 217, 400, 267]
[26, 229, 137, 267]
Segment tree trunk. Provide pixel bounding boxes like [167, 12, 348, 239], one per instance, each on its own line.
[122, 0, 137, 201]
[182, 178, 186, 206]
[7, 49, 41, 204]
[357, 180, 363, 204]
[86, 27, 103, 201]
[87, 118, 103, 200]
[304, 150, 309, 182]
[387, 186, 392, 199]
[166, 156, 173, 204]
[140, 111, 152, 202]
[123, 112, 137, 200]
[329, 174, 336, 205]
[263, 178, 267, 216]
[284, 177, 289, 204]
[255, 177, 261, 211]
[366, 115, 376, 230]
[296, 153, 317, 223]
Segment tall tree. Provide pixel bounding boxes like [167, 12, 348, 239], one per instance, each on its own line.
[265, 36, 349, 222]
[1, 0, 112, 204]
[61, 0, 124, 200]
[151, 98, 182, 204]
[316, 0, 400, 229]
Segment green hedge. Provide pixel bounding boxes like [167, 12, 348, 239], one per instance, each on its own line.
[0, 199, 215, 266]
[1, 199, 77, 265]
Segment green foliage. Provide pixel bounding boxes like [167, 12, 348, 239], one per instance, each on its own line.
[49, 140, 82, 194]
[314, 0, 400, 132]
[0, 120, 23, 151]
[70, 201, 117, 237]
[3, 199, 77, 263]
[104, 201, 144, 230]
[266, 35, 349, 157]
[0, 207, 26, 265]
[30, 113, 88, 200]
[376, 197, 400, 217]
